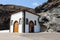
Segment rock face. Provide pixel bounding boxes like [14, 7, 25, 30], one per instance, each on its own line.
[37, 0, 60, 32]
[0, 4, 35, 30]
[48, 5, 60, 32]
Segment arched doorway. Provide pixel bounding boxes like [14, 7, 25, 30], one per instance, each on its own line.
[29, 21, 34, 33]
[13, 21, 18, 32]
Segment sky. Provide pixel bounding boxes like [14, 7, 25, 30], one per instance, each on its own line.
[0, 0, 48, 8]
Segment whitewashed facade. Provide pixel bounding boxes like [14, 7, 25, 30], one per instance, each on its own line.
[10, 11, 40, 33]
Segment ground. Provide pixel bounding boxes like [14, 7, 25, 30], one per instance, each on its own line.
[0, 32, 60, 40]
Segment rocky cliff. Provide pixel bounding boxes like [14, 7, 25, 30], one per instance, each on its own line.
[35, 0, 60, 13]
[36, 0, 60, 32]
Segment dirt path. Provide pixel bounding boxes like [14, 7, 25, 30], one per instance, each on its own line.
[0, 32, 60, 40]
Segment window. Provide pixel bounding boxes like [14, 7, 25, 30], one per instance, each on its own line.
[19, 18, 21, 24]
[34, 20, 36, 25]
[10, 20, 13, 25]
[19, 18, 23, 24]
[26, 18, 28, 24]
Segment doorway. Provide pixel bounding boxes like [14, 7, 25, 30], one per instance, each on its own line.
[13, 21, 18, 32]
[29, 21, 34, 33]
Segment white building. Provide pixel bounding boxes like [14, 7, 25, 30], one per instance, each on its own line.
[10, 10, 40, 33]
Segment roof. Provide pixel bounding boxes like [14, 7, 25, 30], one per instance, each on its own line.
[10, 10, 40, 16]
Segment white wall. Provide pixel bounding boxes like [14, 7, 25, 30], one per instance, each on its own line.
[10, 11, 23, 33]
[10, 11, 40, 33]
[25, 12, 40, 33]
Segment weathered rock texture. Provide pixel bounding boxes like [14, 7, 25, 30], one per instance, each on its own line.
[36, 0, 60, 32]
